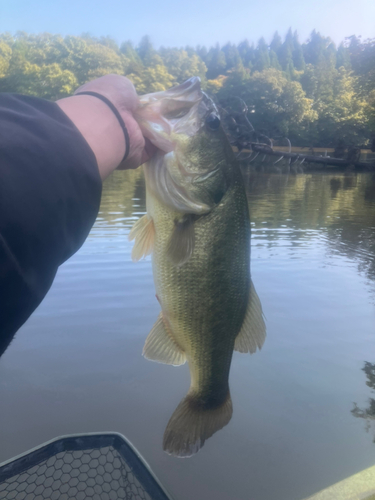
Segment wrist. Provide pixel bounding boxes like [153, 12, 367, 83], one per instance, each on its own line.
[56, 95, 125, 180]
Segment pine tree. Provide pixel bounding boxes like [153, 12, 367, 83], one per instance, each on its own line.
[278, 28, 295, 76]
[270, 32, 282, 55]
[292, 31, 305, 71]
[137, 35, 154, 64]
[237, 40, 255, 69]
[222, 43, 241, 71]
[205, 44, 226, 79]
[336, 43, 351, 70]
[196, 45, 208, 61]
[269, 50, 281, 70]
[253, 37, 270, 72]
[303, 30, 327, 65]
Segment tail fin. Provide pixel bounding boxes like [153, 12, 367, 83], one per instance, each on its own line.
[163, 392, 233, 458]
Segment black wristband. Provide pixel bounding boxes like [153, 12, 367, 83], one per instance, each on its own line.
[75, 91, 130, 162]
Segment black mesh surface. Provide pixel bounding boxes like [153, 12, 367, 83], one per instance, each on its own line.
[0, 433, 172, 500]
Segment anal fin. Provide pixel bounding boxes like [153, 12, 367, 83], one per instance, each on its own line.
[128, 215, 155, 262]
[234, 280, 266, 354]
[143, 312, 186, 366]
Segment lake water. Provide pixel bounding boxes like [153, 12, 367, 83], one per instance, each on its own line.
[1, 167, 375, 500]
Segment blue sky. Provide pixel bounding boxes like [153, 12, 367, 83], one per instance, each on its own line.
[1, 0, 374, 48]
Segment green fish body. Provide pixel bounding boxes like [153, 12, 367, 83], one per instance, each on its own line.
[130, 78, 265, 457]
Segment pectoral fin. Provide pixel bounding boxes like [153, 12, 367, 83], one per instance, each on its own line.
[166, 215, 196, 266]
[143, 312, 186, 366]
[128, 215, 155, 262]
[234, 280, 266, 354]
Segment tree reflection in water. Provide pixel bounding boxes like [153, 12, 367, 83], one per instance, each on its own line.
[352, 362, 375, 443]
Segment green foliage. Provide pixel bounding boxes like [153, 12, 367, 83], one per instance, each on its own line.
[270, 32, 282, 54]
[253, 37, 270, 72]
[237, 40, 254, 69]
[292, 31, 305, 71]
[0, 39, 12, 77]
[347, 36, 375, 95]
[218, 68, 316, 140]
[127, 64, 174, 94]
[204, 44, 227, 79]
[0, 30, 373, 147]
[159, 48, 206, 84]
[336, 43, 351, 70]
[314, 67, 368, 146]
[221, 43, 241, 72]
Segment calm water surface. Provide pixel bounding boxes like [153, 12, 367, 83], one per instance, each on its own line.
[1, 168, 375, 500]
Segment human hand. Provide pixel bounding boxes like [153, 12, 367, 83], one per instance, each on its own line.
[57, 74, 156, 179]
[74, 75, 155, 171]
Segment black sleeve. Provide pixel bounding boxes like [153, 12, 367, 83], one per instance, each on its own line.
[0, 93, 102, 357]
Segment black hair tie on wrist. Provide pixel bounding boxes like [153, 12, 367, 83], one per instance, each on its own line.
[75, 91, 130, 162]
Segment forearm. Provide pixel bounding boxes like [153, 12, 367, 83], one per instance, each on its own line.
[56, 95, 125, 181]
[0, 93, 102, 357]
[0, 75, 153, 358]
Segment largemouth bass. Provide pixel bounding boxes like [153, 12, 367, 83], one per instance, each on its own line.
[130, 77, 266, 457]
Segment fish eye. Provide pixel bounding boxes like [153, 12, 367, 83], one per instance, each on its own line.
[206, 113, 220, 131]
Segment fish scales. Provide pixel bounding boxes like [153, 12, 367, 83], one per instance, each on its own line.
[151, 163, 250, 404]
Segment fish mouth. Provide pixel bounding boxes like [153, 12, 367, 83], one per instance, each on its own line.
[165, 76, 201, 96]
[161, 78, 219, 131]
[136, 77, 213, 153]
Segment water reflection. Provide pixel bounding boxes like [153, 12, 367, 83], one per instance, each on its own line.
[352, 362, 375, 443]
[1, 167, 375, 500]
[99, 168, 375, 280]
[242, 170, 375, 293]
[98, 168, 145, 222]
[108, 167, 375, 456]
[101, 167, 375, 454]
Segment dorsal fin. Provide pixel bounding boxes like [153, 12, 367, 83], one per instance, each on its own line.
[234, 280, 266, 354]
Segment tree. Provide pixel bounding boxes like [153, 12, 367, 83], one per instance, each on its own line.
[237, 40, 254, 69]
[218, 68, 316, 140]
[57, 35, 125, 85]
[305, 66, 368, 146]
[270, 32, 282, 55]
[120, 41, 143, 74]
[253, 37, 270, 72]
[159, 48, 206, 84]
[137, 35, 155, 65]
[336, 43, 351, 70]
[292, 31, 305, 71]
[196, 45, 208, 61]
[205, 44, 226, 79]
[126, 64, 174, 94]
[278, 28, 295, 78]
[318, 66, 368, 146]
[0, 38, 12, 78]
[348, 37, 375, 95]
[0, 30, 373, 148]
[269, 50, 281, 70]
[221, 43, 241, 72]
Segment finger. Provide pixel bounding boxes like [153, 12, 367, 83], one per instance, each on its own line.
[74, 74, 139, 112]
[140, 138, 158, 165]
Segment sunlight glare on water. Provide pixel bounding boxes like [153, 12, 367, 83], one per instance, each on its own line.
[0, 169, 375, 500]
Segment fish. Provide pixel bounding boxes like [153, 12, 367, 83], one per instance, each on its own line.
[130, 77, 266, 457]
